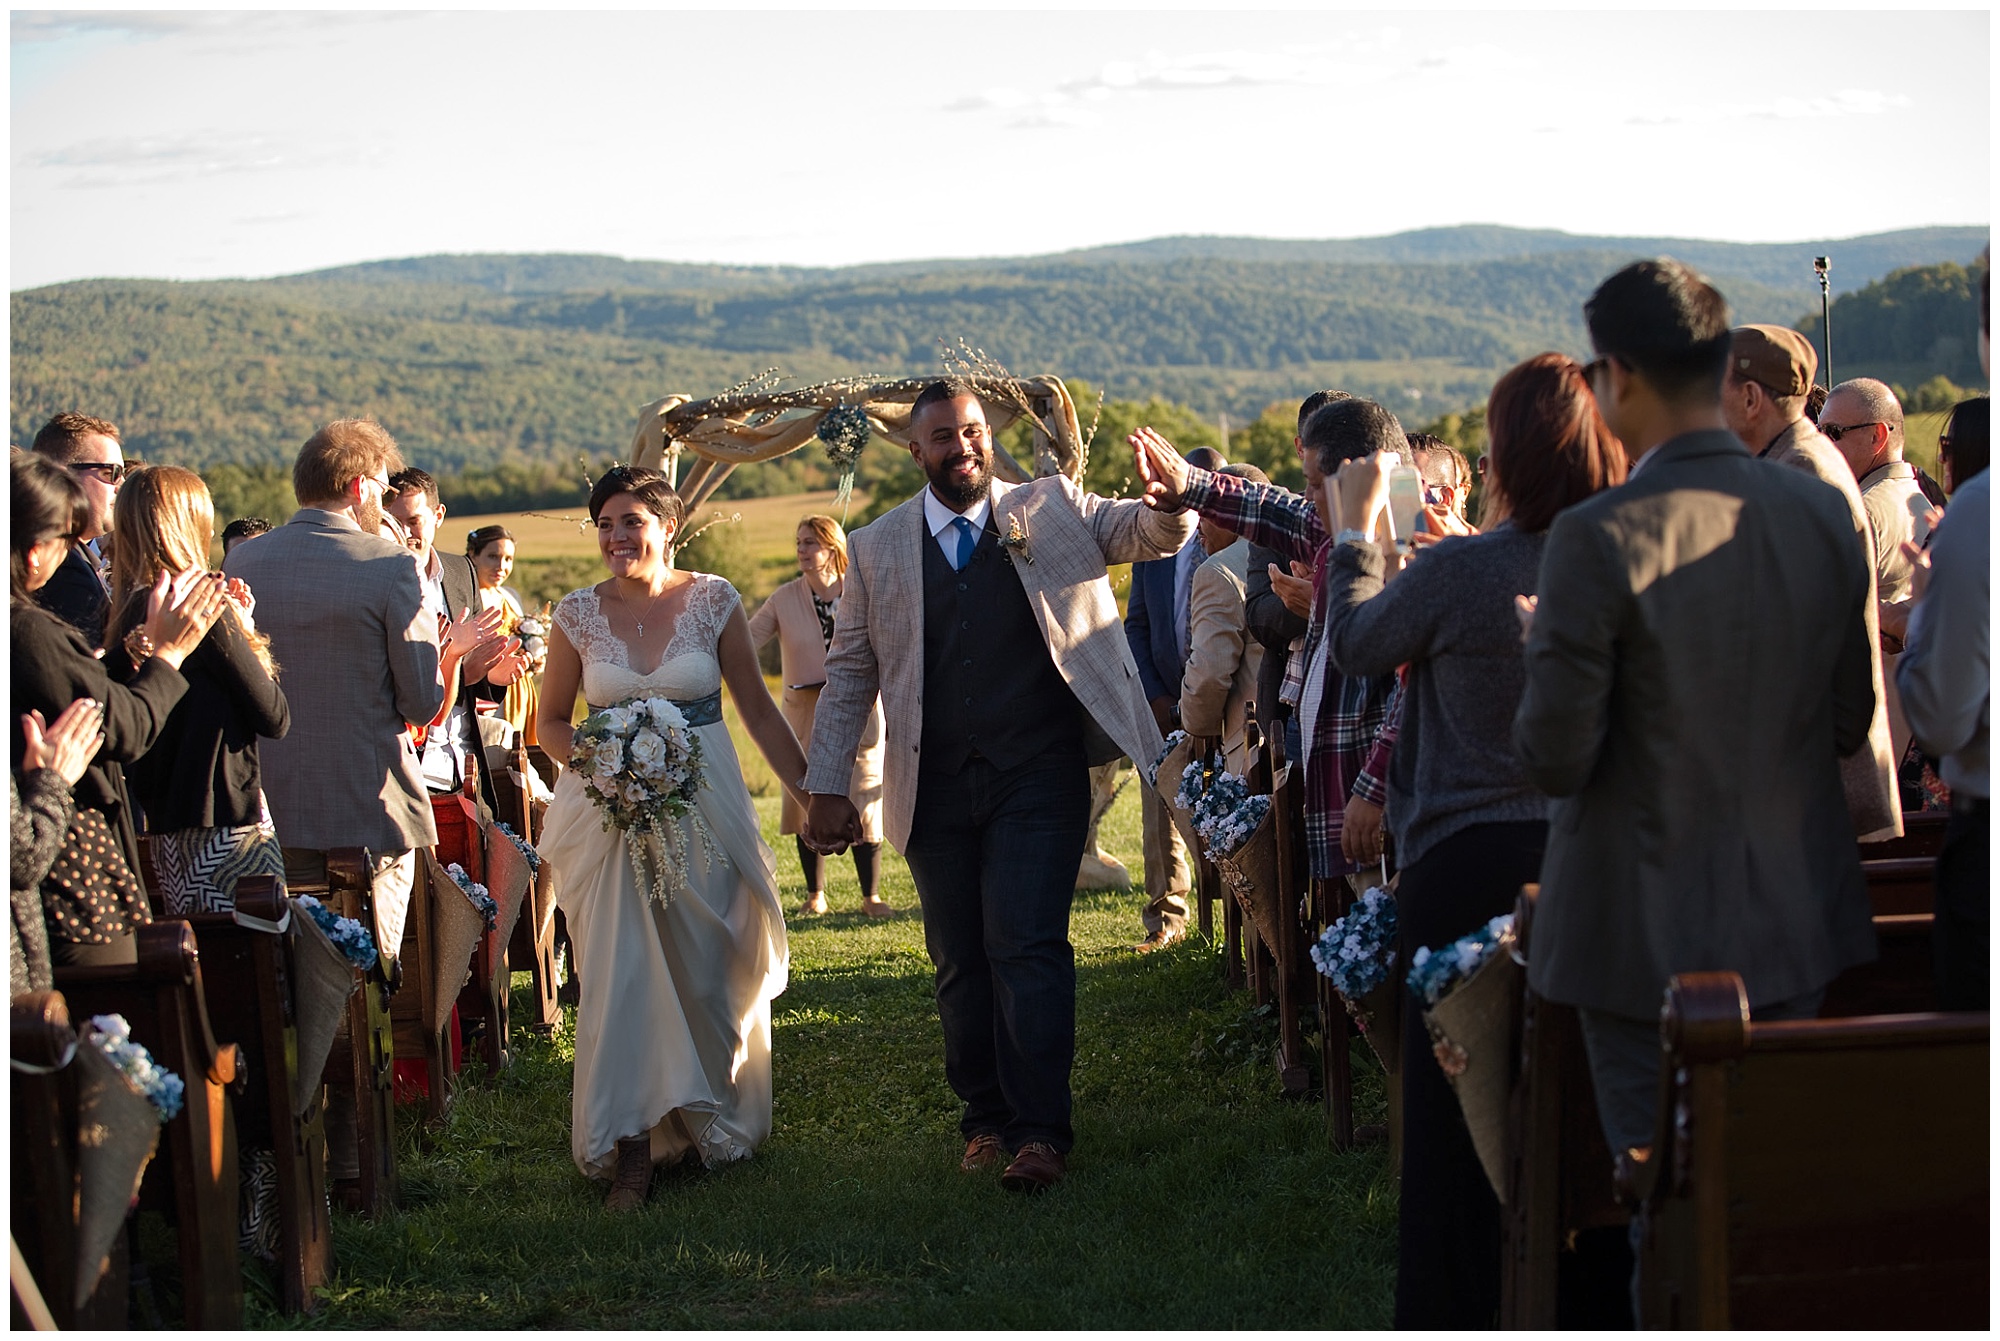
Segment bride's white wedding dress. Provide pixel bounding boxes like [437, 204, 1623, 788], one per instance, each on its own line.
[536, 575, 789, 1178]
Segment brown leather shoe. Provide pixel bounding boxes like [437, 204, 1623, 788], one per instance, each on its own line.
[1000, 1141, 1067, 1193]
[961, 1132, 1006, 1172]
[1132, 925, 1185, 954]
[604, 1136, 653, 1211]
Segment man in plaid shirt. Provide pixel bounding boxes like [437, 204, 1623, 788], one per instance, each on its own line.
[1130, 406, 1402, 884]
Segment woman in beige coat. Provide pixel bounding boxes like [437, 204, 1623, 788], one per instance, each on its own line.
[748, 516, 889, 916]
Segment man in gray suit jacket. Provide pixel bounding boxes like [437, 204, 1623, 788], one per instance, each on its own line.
[1514, 261, 1878, 1161]
[804, 381, 1193, 1192]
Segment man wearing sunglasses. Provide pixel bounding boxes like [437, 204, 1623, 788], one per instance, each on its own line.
[1720, 325, 1901, 842]
[1821, 377, 1931, 605]
[27, 411, 126, 647]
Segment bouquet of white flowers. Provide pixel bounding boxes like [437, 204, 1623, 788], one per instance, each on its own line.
[570, 693, 715, 907]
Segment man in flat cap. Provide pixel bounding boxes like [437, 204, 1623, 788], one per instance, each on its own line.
[1723, 324, 1901, 841]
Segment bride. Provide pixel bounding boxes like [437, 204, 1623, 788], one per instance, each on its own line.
[535, 464, 809, 1211]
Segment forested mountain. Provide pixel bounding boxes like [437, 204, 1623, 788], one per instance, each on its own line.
[11, 226, 1986, 489]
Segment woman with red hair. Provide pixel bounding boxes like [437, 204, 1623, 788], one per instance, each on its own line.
[1320, 353, 1627, 1328]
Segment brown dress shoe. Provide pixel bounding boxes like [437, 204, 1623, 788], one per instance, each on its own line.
[1000, 1141, 1067, 1193]
[1132, 925, 1185, 954]
[603, 1135, 653, 1211]
[961, 1132, 1006, 1172]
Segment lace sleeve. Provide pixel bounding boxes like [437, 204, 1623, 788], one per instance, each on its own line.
[554, 588, 595, 648]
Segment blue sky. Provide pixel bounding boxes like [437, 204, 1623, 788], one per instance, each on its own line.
[9, 6, 1990, 290]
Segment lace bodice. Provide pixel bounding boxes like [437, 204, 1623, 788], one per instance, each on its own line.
[556, 574, 740, 707]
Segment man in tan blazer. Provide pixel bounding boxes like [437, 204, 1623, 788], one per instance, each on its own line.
[804, 380, 1193, 1192]
[1179, 463, 1268, 773]
[1720, 324, 1901, 840]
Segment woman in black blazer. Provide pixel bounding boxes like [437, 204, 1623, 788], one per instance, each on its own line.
[11, 455, 225, 964]
[105, 466, 289, 916]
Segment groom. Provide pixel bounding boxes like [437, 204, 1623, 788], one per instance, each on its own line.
[804, 380, 1194, 1191]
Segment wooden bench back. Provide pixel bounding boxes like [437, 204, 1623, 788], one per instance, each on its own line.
[1636, 973, 1989, 1329]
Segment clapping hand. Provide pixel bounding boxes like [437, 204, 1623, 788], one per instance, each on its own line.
[1899, 505, 1947, 607]
[143, 569, 229, 667]
[20, 699, 106, 787]
[1128, 427, 1191, 510]
[222, 576, 257, 629]
[441, 604, 507, 663]
[1331, 452, 1395, 536]
[1268, 560, 1313, 619]
[1514, 594, 1538, 645]
[468, 634, 530, 684]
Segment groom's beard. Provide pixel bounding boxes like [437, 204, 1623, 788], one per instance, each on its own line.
[925, 448, 992, 510]
[357, 494, 385, 536]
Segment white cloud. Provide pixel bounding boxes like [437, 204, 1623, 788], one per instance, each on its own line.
[1629, 88, 1915, 127]
[26, 130, 369, 189]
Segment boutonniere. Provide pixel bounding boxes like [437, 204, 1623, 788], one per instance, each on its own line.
[1002, 514, 1033, 565]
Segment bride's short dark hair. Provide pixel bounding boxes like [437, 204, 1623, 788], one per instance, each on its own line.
[589, 464, 685, 534]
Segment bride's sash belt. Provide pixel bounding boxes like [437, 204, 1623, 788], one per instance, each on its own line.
[586, 689, 723, 728]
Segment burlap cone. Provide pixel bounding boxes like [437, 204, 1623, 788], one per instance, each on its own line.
[1420, 935, 1524, 1203]
[481, 822, 534, 996]
[286, 903, 360, 1117]
[1214, 803, 1283, 951]
[1152, 735, 1204, 857]
[71, 1037, 160, 1308]
[1343, 973, 1403, 1074]
[427, 857, 487, 1034]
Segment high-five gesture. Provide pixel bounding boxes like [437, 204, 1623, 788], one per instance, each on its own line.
[1128, 427, 1192, 510]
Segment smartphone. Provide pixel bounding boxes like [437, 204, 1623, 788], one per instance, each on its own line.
[1386, 458, 1424, 552]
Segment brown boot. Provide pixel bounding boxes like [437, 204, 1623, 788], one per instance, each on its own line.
[604, 1136, 652, 1211]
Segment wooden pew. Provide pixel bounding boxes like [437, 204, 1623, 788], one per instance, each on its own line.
[1629, 973, 1988, 1328]
[53, 922, 245, 1329]
[292, 849, 399, 1218]
[497, 740, 561, 1033]
[1239, 715, 1313, 1100]
[1858, 809, 1949, 861]
[389, 853, 457, 1122]
[11, 990, 131, 1328]
[181, 877, 332, 1314]
[1503, 860, 1952, 1328]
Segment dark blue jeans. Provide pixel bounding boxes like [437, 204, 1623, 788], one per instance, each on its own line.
[903, 751, 1090, 1155]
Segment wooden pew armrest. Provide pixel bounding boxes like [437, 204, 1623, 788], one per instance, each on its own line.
[10, 989, 77, 1070]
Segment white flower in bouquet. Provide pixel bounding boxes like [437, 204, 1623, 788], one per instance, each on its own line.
[590, 735, 625, 775]
[601, 704, 636, 736]
[628, 728, 669, 778]
[623, 780, 651, 806]
[646, 697, 686, 730]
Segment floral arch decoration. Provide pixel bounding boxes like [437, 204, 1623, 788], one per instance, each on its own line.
[626, 373, 1090, 514]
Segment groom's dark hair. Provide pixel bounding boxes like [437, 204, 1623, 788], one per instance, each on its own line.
[909, 379, 980, 428]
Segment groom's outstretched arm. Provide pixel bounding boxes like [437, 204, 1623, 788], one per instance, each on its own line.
[1072, 479, 1196, 566]
[802, 529, 882, 803]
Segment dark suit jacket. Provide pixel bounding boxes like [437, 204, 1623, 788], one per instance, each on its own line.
[1513, 430, 1878, 1020]
[1124, 551, 1186, 702]
[33, 544, 109, 649]
[1244, 541, 1306, 731]
[11, 601, 187, 882]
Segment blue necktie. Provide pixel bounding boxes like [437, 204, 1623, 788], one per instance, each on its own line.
[951, 516, 977, 570]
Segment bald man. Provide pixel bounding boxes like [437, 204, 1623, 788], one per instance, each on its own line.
[1822, 378, 1932, 603]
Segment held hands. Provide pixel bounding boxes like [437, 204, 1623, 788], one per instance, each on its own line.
[802, 794, 861, 856]
[1128, 427, 1191, 510]
[1268, 561, 1313, 619]
[20, 700, 106, 787]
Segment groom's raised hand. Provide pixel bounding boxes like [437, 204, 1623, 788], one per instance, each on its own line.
[1128, 426, 1191, 511]
[803, 794, 861, 856]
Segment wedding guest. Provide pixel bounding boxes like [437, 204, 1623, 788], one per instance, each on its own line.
[1721, 323, 1900, 840]
[222, 418, 446, 1208]
[1516, 261, 1878, 1240]
[467, 523, 543, 746]
[13, 699, 106, 994]
[1124, 444, 1224, 952]
[12, 453, 225, 966]
[1324, 353, 1625, 1327]
[28, 412, 126, 647]
[104, 466, 290, 915]
[747, 515, 890, 917]
[1244, 391, 1345, 757]
[1179, 464, 1268, 773]
[1897, 309, 1991, 1009]
[804, 380, 1194, 1193]
[221, 517, 273, 556]
[1821, 378, 1930, 603]
[1939, 396, 1989, 490]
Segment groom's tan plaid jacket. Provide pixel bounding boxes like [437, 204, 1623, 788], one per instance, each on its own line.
[804, 476, 1195, 853]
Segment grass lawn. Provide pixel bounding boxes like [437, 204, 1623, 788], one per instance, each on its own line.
[249, 779, 1397, 1329]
